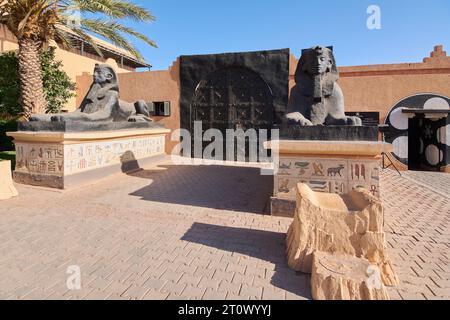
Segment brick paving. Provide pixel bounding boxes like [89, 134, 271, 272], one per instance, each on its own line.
[0, 160, 448, 300]
[381, 169, 450, 300]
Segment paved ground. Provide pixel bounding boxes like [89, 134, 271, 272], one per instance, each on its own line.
[0, 160, 449, 300]
[382, 170, 450, 300]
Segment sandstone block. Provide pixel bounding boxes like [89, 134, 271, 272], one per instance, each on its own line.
[311, 251, 390, 300]
[286, 183, 399, 286]
[0, 160, 18, 200]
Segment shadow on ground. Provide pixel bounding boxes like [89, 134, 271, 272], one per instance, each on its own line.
[182, 222, 311, 298]
[128, 165, 274, 214]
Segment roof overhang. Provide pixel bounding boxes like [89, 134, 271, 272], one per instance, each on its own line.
[55, 25, 151, 69]
[402, 108, 450, 119]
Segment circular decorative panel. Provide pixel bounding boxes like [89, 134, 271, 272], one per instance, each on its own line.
[385, 94, 450, 166]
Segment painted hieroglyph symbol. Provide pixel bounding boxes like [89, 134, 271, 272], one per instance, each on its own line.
[278, 179, 290, 193]
[327, 165, 345, 177]
[312, 163, 324, 176]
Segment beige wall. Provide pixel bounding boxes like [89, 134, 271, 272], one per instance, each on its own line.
[0, 24, 18, 52]
[76, 59, 181, 154]
[0, 24, 132, 111]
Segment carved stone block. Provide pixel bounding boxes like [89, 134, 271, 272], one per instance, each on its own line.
[286, 183, 399, 287]
[311, 251, 390, 300]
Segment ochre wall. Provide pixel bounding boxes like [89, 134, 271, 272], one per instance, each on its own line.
[0, 24, 132, 111]
[75, 46, 450, 156]
[76, 59, 181, 154]
[53, 46, 131, 111]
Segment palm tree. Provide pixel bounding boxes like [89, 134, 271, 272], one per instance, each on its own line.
[0, 0, 157, 118]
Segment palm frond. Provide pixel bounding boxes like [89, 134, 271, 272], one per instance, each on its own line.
[72, 0, 155, 22]
[80, 18, 145, 60]
[1, 0, 157, 61]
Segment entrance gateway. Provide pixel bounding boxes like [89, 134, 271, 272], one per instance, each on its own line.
[180, 49, 290, 160]
[385, 94, 450, 172]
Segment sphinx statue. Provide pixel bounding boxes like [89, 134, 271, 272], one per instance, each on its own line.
[286, 46, 362, 126]
[30, 64, 152, 123]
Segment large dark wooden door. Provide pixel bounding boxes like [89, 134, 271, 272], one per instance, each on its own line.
[191, 67, 274, 160]
[408, 118, 422, 171]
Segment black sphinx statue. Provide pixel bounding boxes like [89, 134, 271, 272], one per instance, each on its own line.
[23, 64, 158, 132]
[286, 46, 362, 126]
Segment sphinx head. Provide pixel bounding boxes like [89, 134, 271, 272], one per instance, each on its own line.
[93, 64, 118, 86]
[300, 46, 337, 76]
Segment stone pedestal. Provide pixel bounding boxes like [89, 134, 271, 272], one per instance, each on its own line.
[7, 128, 170, 190]
[0, 160, 18, 200]
[265, 140, 393, 217]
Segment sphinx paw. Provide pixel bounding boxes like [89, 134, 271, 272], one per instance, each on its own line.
[286, 113, 313, 126]
[347, 116, 362, 126]
[128, 115, 153, 123]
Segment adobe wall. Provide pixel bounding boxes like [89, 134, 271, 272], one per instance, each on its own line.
[75, 46, 450, 156]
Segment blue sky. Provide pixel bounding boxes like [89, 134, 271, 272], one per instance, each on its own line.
[127, 0, 450, 70]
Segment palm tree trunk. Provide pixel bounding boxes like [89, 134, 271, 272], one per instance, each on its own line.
[18, 38, 46, 117]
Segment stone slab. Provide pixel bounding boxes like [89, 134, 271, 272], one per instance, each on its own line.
[281, 126, 379, 141]
[18, 121, 164, 132]
[265, 140, 393, 157]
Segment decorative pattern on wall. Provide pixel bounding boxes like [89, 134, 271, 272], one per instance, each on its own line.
[274, 157, 380, 199]
[15, 136, 165, 177]
[385, 94, 450, 167]
[15, 145, 64, 176]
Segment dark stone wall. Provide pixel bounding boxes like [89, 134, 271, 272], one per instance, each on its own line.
[179, 49, 290, 133]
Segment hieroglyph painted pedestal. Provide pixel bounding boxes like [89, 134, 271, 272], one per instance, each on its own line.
[7, 128, 170, 189]
[265, 140, 393, 216]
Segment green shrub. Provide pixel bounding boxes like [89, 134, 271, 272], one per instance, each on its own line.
[0, 47, 76, 117]
[0, 52, 21, 116]
[0, 119, 17, 151]
[0, 151, 15, 169]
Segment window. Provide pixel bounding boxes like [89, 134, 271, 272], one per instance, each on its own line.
[149, 102, 171, 117]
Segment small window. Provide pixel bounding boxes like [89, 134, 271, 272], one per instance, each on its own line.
[149, 101, 171, 117]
